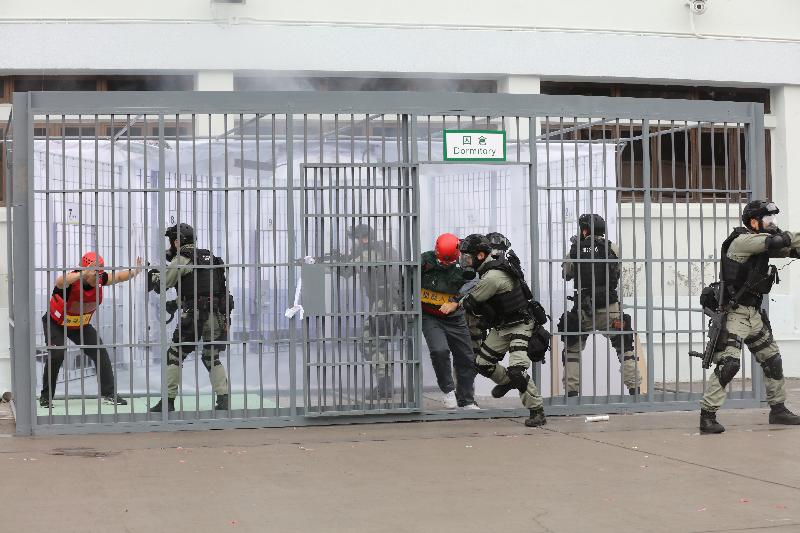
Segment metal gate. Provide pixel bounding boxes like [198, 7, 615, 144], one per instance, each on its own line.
[300, 163, 419, 415]
[6, 91, 767, 434]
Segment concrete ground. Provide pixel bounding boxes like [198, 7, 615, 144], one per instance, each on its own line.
[2, 383, 800, 533]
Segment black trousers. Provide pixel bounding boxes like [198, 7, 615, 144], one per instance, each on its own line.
[40, 315, 116, 398]
[421, 312, 476, 406]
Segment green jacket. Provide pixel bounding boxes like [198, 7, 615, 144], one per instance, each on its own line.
[420, 250, 468, 316]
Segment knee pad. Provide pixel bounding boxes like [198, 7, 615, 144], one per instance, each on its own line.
[714, 357, 741, 387]
[473, 354, 498, 378]
[202, 351, 223, 371]
[506, 366, 530, 393]
[610, 314, 635, 353]
[761, 354, 784, 380]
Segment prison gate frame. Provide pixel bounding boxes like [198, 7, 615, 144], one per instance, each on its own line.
[7, 91, 767, 435]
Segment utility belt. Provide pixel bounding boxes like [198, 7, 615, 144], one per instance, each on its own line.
[570, 289, 619, 311]
[734, 292, 763, 308]
[182, 294, 234, 313]
[495, 306, 532, 329]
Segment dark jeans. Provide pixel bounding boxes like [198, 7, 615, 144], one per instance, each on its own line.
[40, 315, 116, 399]
[422, 312, 476, 406]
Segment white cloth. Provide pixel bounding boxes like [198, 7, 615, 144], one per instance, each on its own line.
[284, 256, 316, 320]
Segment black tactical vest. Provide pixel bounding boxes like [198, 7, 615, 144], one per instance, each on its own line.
[481, 258, 531, 320]
[720, 228, 775, 306]
[571, 237, 620, 306]
[177, 247, 228, 302]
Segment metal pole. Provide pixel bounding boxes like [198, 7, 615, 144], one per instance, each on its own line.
[11, 94, 33, 434]
[746, 103, 766, 401]
[641, 118, 656, 403]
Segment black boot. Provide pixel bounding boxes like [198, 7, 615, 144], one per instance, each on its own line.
[525, 407, 547, 427]
[39, 395, 52, 408]
[149, 398, 175, 412]
[629, 387, 640, 396]
[700, 409, 725, 434]
[567, 391, 579, 397]
[491, 382, 515, 398]
[215, 394, 229, 410]
[768, 403, 800, 425]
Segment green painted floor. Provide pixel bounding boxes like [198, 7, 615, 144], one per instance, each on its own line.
[37, 393, 275, 416]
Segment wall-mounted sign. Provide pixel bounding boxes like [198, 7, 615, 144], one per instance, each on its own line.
[443, 130, 506, 161]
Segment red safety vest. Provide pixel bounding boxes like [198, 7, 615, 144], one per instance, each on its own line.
[49, 274, 104, 329]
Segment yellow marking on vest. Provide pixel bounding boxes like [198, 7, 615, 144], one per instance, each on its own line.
[421, 288, 455, 306]
[64, 313, 93, 327]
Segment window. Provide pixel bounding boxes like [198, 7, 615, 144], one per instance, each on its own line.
[106, 76, 193, 91]
[541, 82, 771, 113]
[63, 126, 96, 137]
[13, 76, 98, 92]
[542, 82, 772, 199]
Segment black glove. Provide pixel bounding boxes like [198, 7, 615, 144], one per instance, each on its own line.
[147, 269, 160, 293]
[529, 300, 548, 325]
[766, 231, 792, 250]
[462, 269, 476, 280]
[165, 247, 177, 262]
[165, 300, 179, 324]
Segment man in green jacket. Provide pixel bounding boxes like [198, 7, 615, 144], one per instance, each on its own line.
[421, 233, 478, 409]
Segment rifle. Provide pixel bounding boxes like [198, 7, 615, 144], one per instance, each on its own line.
[689, 277, 758, 369]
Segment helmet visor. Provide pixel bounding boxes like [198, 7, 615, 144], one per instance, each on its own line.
[761, 214, 778, 231]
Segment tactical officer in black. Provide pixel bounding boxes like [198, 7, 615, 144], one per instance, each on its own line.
[699, 200, 800, 433]
[335, 223, 402, 400]
[147, 223, 232, 412]
[440, 234, 550, 427]
[559, 214, 639, 397]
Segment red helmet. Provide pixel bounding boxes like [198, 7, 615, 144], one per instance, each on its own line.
[81, 251, 105, 271]
[435, 233, 461, 264]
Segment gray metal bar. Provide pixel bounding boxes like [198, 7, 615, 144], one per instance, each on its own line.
[641, 118, 656, 403]
[11, 94, 34, 434]
[25, 92, 758, 123]
[527, 115, 540, 389]
[747, 103, 767, 401]
[157, 114, 168, 424]
[286, 114, 297, 417]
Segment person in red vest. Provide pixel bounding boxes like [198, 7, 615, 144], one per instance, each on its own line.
[39, 251, 142, 408]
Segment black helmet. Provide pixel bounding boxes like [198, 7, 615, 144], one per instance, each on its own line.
[165, 223, 195, 245]
[459, 233, 492, 271]
[485, 232, 511, 252]
[459, 234, 492, 255]
[578, 214, 606, 236]
[741, 200, 779, 227]
[348, 223, 374, 241]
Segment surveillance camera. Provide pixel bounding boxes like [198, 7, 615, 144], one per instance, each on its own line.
[689, 0, 707, 14]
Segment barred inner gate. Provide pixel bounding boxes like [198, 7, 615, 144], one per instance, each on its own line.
[6, 92, 767, 434]
[300, 163, 419, 415]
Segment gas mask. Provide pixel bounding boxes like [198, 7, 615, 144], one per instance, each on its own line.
[458, 252, 483, 279]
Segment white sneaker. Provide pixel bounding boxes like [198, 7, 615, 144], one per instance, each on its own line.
[441, 391, 458, 409]
[460, 403, 481, 410]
